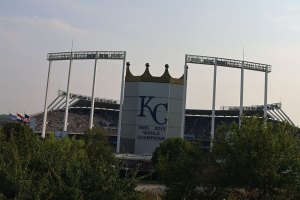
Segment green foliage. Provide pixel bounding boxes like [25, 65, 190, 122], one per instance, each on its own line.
[213, 118, 300, 199]
[152, 138, 193, 170]
[0, 123, 141, 200]
[152, 138, 225, 200]
[0, 115, 9, 128]
[153, 118, 300, 200]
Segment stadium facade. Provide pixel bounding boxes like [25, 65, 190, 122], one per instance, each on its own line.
[32, 92, 293, 153]
[35, 51, 294, 156]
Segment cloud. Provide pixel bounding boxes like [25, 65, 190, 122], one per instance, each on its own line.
[0, 16, 89, 114]
[265, 3, 300, 32]
[0, 15, 83, 41]
[282, 4, 300, 12]
[0, 15, 119, 57]
[0, 14, 123, 115]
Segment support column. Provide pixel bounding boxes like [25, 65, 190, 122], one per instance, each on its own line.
[89, 52, 99, 129]
[239, 61, 244, 126]
[263, 67, 269, 118]
[180, 55, 188, 138]
[42, 60, 52, 138]
[117, 53, 127, 153]
[211, 58, 218, 147]
[63, 52, 73, 131]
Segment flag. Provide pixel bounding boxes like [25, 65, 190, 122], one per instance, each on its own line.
[24, 114, 31, 123]
[9, 114, 18, 121]
[17, 113, 24, 122]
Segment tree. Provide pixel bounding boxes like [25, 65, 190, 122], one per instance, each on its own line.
[152, 118, 300, 200]
[213, 117, 300, 199]
[79, 128, 140, 200]
[152, 138, 225, 200]
[0, 123, 141, 200]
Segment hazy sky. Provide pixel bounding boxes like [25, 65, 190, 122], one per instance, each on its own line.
[1, 0, 300, 125]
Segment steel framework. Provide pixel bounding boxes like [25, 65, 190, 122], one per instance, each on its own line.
[186, 55, 271, 72]
[47, 51, 125, 61]
[182, 54, 272, 146]
[42, 51, 126, 155]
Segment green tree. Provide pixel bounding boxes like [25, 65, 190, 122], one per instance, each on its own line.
[0, 123, 141, 200]
[152, 118, 300, 200]
[79, 128, 139, 200]
[152, 138, 224, 200]
[0, 123, 40, 199]
[213, 117, 300, 199]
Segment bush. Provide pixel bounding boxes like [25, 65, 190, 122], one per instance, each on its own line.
[152, 118, 300, 200]
[0, 123, 141, 200]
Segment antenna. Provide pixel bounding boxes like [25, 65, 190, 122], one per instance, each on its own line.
[71, 38, 74, 52]
[243, 46, 245, 61]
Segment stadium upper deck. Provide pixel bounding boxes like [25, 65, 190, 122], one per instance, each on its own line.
[32, 90, 294, 139]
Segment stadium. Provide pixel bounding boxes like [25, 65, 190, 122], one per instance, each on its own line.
[32, 90, 293, 149]
[19, 50, 294, 180]
[29, 51, 295, 153]
[30, 88, 294, 178]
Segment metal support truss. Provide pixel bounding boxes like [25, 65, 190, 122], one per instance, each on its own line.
[42, 50, 126, 139]
[186, 55, 271, 72]
[48, 51, 125, 61]
[185, 54, 272, 145]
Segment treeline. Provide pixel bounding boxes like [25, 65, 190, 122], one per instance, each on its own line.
[0, 115, 9, 128]
[1, 118, 300, 200]
[152, 118, 300, 200]
[0, 123, 140, 200]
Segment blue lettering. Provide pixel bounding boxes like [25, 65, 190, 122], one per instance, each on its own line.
[138, 96, 168, 125]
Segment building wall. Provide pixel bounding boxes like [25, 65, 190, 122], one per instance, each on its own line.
[120, 81, 184, 155]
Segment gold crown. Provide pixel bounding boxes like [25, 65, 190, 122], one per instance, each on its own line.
[125, 63, 184, 85]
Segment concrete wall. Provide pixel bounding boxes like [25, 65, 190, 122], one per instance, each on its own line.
[120, 81, 184, 155]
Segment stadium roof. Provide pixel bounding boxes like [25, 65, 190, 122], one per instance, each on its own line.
[185, 109, 264, 117]
[71, 100, 120, 110]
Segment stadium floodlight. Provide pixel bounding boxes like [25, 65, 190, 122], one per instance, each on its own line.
[42, 51, 127, 149]
[47, 51, 126, 61]
[186, 55, 271, 73]
[182, 54, 272, 148]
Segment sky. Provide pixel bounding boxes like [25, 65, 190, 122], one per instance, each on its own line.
[0, 0, 300, 125]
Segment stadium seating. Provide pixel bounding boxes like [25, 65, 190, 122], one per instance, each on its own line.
[35, 108, 119, 135]
[34, 108, 239, 140]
